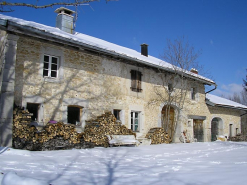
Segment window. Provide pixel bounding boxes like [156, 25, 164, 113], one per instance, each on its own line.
[67, 106, 82, 125]
[113, 109, 121, 121]
[130, 70, 142, 92]
[191, 87, 196, 100]
[168, 83, 173, 92]
[131, 111, 140, 132]
[26, 103, 40, 121]
[43, 55, 59, 78]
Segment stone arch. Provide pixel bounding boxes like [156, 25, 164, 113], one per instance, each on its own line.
[158, 103, 180, 139]
[211, 117, 224, 141]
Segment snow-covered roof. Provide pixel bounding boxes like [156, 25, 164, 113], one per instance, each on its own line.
[0, 14, 215, 85]
[206, 94, 247, 110]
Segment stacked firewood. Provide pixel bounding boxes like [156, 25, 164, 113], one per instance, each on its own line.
[84, 112, 136, 147]
[228, 134, 247, 142]
[12, 107, 94, 150]
[145, 127, 171, 144]
[13, 107, 36, 141]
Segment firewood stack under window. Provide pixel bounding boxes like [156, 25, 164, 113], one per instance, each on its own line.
[12, 107, 94, 151]
[145, 127, 171, 144]
[84, 112, 136, 147]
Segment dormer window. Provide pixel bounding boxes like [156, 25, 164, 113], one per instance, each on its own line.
[130, 70, 142, 92]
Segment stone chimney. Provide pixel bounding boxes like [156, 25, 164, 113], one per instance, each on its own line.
[141, 43, 148, 57]
[55, 7, 75, 34]
[190, 68, 198, 74]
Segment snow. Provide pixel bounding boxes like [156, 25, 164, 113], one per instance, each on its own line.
[0, 14, 215, 85]
[1, 142, 247, 185]
[206, 94, 247, 110]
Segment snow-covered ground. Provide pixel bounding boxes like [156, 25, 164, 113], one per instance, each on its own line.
[1, 142, 247, 185]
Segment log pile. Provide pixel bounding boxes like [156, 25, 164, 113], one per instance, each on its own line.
[84, 112, 136, 147]
[228, 134, 247, 142]
[12, 107, 94, 151]
[145, 127, 171, 144]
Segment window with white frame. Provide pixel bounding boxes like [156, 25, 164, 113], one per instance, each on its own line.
[131, 111, 140, 132]
[43, 55, 59, 78]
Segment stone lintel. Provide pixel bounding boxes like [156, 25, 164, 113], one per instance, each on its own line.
[188, 115, 206, 120]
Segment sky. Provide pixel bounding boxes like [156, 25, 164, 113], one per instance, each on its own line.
[1, 0, 247, 97]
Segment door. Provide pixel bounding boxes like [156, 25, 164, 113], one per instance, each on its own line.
[193, 120, 204, 142]
[161, 106, 175, 136]
[211, 118, 219, 141]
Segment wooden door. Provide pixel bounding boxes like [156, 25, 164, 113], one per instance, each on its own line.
[161, 106, 174, 136]
[193, 120, 204, 142]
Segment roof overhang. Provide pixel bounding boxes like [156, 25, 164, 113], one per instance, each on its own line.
[0, 18, 216, 86]
[206, 99, 247, 111]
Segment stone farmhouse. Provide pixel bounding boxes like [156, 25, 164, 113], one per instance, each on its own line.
[0, 8, 247, 147]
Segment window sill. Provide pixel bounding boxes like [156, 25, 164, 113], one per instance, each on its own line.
[130, 87, 143, 93]
[43, 77, 63, 83]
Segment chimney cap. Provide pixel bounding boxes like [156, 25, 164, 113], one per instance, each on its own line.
[140, 43, 149, 46]
[55, 7, 75, 15]
[190, 68, 198, 74]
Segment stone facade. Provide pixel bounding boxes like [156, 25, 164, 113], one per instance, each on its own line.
[0, 32, 243, 146]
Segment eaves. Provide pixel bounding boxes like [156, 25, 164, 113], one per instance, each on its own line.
[2, 20, 216, 86]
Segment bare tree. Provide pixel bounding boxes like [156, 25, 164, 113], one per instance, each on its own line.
[244, 69, 247, 92]
[149, 36, 201, 140]
[0, 0, 117, 12]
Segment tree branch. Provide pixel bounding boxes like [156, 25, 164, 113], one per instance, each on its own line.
[0, 0, 117, 12]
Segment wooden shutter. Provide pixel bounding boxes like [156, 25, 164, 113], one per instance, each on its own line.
[130, 70, 142, 92]
[137, 71, 142, 92]
[131, 70, 137, 91]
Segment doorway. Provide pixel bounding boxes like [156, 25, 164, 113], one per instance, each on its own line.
[211, 117, 223, 141]
[161, 105, 175, 137]
[193, 120, 204, 142]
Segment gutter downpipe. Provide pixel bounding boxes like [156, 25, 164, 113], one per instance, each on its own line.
[240, 112, 247, 117]
[205, 84, 217, 94]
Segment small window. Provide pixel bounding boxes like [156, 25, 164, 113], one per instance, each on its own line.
[191, 87, 196, 100]
[67, 106, 82, 125]
[113, 109, 121, 121]
[131, 111, 140, 132]
[168, 83, 173, 92]
[26, 103, 40, 121]
[43, 55, 59, 78]
[130, 70, 142, 92]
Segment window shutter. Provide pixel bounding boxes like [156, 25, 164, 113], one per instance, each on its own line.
[137, 71, 142, 92]
[131, 70, 137, 90]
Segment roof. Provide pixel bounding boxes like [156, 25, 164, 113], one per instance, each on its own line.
[206, 94, 247, 110]
[0, 14, 216, 85]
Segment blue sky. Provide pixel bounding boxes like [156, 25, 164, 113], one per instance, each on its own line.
[2, 0, 247, 96]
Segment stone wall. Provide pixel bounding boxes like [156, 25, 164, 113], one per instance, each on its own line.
[14, 36, 242, 142]
[208, 106, 241, 138]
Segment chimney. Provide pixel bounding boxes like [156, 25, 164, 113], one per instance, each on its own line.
[190, 68, 198, 74]
[141, 43, 148, 57]
[55, 7, 75, 34]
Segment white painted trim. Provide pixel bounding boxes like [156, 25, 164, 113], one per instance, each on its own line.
[40, 46, 64, 82]
[128, 104, 144, 137]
